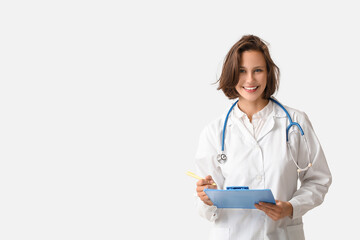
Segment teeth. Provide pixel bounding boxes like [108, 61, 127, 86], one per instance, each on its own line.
[244, 86, 257, 90]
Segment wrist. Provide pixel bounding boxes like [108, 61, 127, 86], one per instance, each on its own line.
[286, 201, 293, 217]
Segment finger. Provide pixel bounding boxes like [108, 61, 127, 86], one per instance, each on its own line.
[266, 212, 280, 221]
[256, 203, 275, 214]
[202, 196, 210, 202]
[196, 179, 214, 187]
[259, 202, 277, 210]
[198, 193, 210, 203]
[197, 181, 216, 190]
[197, 191, 208, 198]
[205, 175, 215, 185]
[255, 204, 278, 220]
[262, 207, 281, 220]
[255, 203, 268, 212]
[207, 184, 217, 189]
[198, 190, 210, 198]
[266, 212, 279, 221]
[205, 175, 213, 181]
[254, 203, 267, 213]
[196, 183, 205, 191]
[196, 179, 207, 187]
[196, 184, 212, 192]
[203, 199, 214, 206]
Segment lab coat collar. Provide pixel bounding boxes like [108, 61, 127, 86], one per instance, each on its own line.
[227, 97, 287, 143]
[227, 97, 287, 126]
[233, 99, 274, 121]
[271, 97, 288, 118]
[256, 97, 287, 141]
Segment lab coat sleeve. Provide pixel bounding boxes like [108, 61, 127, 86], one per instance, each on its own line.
[289, 112, 332, 219]
[194, 123, 225, 222]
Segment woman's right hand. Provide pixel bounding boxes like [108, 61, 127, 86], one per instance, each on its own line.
[196, 175, 217, 206]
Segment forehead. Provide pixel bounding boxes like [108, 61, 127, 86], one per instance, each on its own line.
[240, 50, 266, 66]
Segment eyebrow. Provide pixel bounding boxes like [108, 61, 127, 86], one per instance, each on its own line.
[239, 65, 266, 69]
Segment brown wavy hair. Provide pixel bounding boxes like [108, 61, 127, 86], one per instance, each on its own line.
[216, 35, 280, 99]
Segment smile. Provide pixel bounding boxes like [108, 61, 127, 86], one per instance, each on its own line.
[243, 86, 258, 90]
[243, 86, 259, 93]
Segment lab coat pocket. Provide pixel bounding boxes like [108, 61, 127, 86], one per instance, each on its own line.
[287, 223, 305, 240]
[209, 227, 229, 240]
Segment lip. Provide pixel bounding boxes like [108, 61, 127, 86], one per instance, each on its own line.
[243, 86, 258, 93]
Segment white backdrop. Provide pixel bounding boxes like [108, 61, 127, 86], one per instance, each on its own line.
[0, 1, 358, 239]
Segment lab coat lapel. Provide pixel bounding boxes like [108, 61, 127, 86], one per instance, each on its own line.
[257, 101, 286, 142]
[256, 114, 275, 142]
[230, 118, 258, 145]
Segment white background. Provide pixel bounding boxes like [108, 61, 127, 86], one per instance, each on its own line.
[0, 0, 358, 239]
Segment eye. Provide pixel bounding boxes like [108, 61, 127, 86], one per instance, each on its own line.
[254, 69, 263, 73]
[239, 69, 245, 73]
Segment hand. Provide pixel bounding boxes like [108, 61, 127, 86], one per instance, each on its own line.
[254, 200, 293, 221]
[196, 175, 217, 206]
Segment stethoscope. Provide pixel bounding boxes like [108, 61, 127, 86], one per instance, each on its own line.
[217, 98, 312, 173]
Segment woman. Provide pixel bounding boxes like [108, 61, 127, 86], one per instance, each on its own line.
[194, 35, 332, 240]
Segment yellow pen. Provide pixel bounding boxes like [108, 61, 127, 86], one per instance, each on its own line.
[186, 171, 217, 185]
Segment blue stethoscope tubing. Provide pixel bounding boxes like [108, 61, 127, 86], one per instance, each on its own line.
[218, 97, 312, 172]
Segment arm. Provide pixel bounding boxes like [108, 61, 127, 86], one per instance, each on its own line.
[194, 124, 225, 222]
[288, 112, 332, 219]
[255, 112, 331, 221]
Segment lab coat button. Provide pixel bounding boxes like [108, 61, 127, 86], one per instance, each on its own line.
[256, 175, 262, 181]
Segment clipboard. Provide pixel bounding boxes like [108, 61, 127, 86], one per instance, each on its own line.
[204, 186, 275, 209]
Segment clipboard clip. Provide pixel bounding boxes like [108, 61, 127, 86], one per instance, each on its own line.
[226, 186, 249, 190]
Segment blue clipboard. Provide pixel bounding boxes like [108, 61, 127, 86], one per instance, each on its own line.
[204, 186, 275, 209]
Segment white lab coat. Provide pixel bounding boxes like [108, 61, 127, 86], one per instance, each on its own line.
[194, 101, 332, 240]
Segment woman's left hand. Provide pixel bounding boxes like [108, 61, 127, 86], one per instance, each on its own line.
[254, 200, 293, 221]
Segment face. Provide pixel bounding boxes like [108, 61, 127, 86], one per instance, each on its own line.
[235, 50, 268, 103]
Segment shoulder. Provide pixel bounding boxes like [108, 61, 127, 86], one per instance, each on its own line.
[275, 102, 312, 126]
[199, 104, 233, 140]
[196, 114, 226, 153]
[201, 115, 224, 139]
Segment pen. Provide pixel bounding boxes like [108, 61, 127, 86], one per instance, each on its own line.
[186, 171, 217, 186]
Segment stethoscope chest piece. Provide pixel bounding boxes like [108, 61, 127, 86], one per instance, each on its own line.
[217, 153, 227, 164]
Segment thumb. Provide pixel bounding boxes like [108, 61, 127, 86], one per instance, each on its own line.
[205, 175, 214, 183]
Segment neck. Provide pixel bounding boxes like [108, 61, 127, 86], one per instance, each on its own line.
[237, 98, 269, 122]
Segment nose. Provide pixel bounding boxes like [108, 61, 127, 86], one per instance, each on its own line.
[244, 71, 255, 82]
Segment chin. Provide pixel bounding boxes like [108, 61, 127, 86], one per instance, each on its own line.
[239, 93, 263, 102]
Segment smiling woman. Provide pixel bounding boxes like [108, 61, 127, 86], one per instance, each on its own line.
[193, 35, 332, 240]
[236, 50, 269, 120]
[217, 35, 279, 101]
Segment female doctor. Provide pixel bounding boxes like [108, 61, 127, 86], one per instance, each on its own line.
[194, 35, 332, 240]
